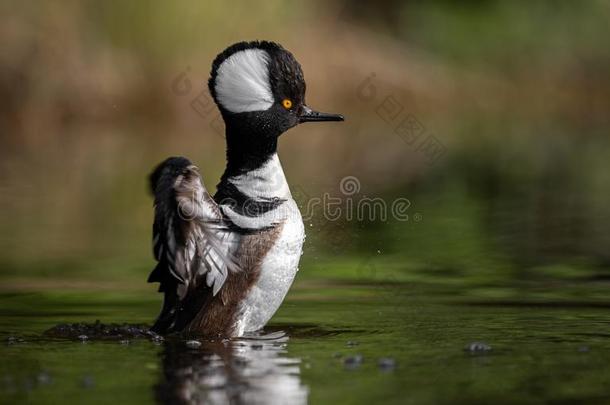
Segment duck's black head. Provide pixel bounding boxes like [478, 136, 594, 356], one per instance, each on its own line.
[208, 40, 343, 174]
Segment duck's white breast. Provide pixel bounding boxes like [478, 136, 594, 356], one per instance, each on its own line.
[235, 199, 304, 335]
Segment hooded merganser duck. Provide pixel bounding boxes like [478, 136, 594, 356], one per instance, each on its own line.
[148, 41, 344, 338]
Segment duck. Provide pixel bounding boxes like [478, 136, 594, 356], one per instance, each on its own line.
[147, 40, 343, 337]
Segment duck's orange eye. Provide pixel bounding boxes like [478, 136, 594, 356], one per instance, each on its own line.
[282, 99, 293, 109]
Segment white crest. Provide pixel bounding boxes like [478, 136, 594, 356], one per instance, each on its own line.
[214, 48, 274, 113]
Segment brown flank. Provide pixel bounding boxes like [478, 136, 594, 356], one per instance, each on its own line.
[184, 221, 285, 337]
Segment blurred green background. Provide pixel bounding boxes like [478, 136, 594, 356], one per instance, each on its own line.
[1, 0, 609, 302]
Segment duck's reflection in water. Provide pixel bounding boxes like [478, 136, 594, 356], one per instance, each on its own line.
[155, 331, 308, 405]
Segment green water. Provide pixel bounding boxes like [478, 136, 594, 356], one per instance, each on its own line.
[2, 134, 609, 404]
[2, 283, 610, 404]
[2, 1, 610, 403]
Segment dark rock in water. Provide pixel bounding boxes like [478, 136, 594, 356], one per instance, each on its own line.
[344, 354, 364, 369]
[378, 357, 396, 371]
[45, 322, 154, 341]
[346, 340, 359, 347]
[465, 342, 492, 353]
[185, 340, 202, 349]
[6, 336, 25, 345]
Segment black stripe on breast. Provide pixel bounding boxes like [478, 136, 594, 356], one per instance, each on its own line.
[214, 181, 285, 217]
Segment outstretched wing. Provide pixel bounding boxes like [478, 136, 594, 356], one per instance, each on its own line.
[147, 157, 239, 333]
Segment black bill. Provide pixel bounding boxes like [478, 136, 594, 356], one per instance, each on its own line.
[299, 105, 344, 123]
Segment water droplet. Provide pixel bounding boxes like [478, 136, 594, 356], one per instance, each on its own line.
[81, 375, 95, 389]
[37, 372, 52, 385]
[464, 341, 492, 353]
[378, 357, 396, 371]
[343, 354, 364, 369]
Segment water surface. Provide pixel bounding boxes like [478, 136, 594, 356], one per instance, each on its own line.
[2, 283, 610, 404]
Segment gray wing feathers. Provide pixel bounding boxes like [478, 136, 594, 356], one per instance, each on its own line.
[150, 160, 239, 300]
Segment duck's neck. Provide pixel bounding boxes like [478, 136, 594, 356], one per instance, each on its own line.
[221, 116, 281, 176]
[217, 122, 290, 202]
